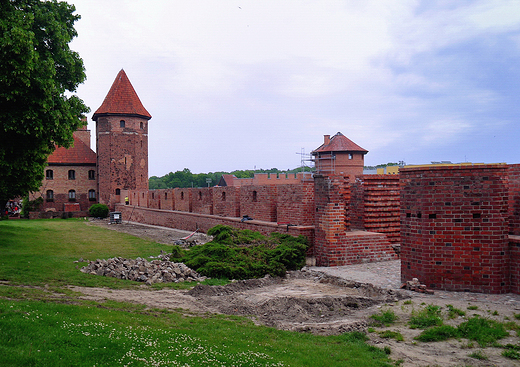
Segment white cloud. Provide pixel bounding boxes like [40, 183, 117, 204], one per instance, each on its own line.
[67, 0, 520, 174]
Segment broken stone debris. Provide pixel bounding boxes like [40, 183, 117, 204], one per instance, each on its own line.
[401, 277, 434, 294]
[80, 254, 206, 285]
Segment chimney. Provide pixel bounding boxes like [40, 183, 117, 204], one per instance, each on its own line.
[324, 135, 330, 145]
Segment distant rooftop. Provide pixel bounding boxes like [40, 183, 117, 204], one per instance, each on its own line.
[312, 132, 368, 155]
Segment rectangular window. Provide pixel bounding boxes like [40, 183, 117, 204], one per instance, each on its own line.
[88, 190, 96, 201]
[68, 190, 76, 201]
[46, 170, 53, 180]
[46, 190, 54, 202]
[88, 170, 95, 180]
[68, 170, 75, 180]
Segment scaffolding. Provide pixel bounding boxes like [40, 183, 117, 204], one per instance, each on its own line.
[311, 153, 336, 176]
[296, 148, 316, 180]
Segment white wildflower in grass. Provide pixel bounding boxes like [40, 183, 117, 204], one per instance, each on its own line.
[56, 319, 284, 366]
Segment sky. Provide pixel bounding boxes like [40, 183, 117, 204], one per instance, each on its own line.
[68, 0, 520, 177]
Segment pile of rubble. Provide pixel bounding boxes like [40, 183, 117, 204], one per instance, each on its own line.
[401, 277, 434, 294]
[79, 255, 206, 285]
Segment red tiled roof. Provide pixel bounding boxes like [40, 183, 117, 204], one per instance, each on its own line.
[312, 132, 368, 154]
[47, 135, 97, 165]
[218, 174, 237, 186]
[92, 69, 151, 120]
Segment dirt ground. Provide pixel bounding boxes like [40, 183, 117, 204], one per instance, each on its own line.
[81, 220, 520, 367]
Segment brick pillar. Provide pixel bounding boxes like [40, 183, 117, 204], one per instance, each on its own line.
[400, 164, 509, 294]
[314, 175, 351, 266]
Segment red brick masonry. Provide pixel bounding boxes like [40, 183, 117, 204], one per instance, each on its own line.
[400, 164, 512, 294]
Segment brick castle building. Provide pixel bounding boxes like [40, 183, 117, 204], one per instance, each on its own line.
[29, 69, 520, 295]
[33, 69, 151, 214]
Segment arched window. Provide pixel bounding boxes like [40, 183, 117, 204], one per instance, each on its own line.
[221, 192, 226, 201]
[164, 193, 168, 200]
[46, 190, 54, 201]
[120, 120, 125, 128]
[140, 122, 144, 129]
[88, 190, 96, 201]
[88, 170, 95, 180]
[68, 190, 76, 201]
[115, 188, 121, 195]
[252, 191, 257, 202]
[46, 170, 53, 180]
[68, 170, 75, 180]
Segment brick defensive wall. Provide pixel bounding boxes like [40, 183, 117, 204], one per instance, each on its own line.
[400, 164, 513, 294]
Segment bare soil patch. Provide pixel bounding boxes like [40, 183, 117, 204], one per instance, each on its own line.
[79, 220, 520, 367]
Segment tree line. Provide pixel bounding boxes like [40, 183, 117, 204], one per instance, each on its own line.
[148, 163, 401, 189]
[149, 167, 312, 189]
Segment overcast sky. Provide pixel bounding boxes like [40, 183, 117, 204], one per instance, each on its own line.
[69, 0, 520, 177]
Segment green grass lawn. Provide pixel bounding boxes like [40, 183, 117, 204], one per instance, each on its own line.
[0, 219, 395, 367]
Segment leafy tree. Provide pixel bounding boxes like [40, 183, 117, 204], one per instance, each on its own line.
[0, 0, 89, 209]
[149, 166, 313, 189]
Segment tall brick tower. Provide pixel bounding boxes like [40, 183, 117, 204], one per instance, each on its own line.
[92, 69, 151, 209]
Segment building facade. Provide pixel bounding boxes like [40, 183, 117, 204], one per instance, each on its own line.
[33, 69, 151, 214]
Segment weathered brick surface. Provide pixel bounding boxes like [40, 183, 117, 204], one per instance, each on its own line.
[276, 181, 315, 226]
[212, 186, 240, 217]
[400, 164, 510, 294]
[36, 165, 97, 212]
[313, 175, 396, 266]
[239, 185, 278, 222]
[510, 236, 520, 294]
[117, 204, 314, 243]
[350, 175, 400, 243]
[509, 164, 520, 235]
[96, 115, 149, 209]
[174, 188, 192, 212]
[192, 188, 214, 215]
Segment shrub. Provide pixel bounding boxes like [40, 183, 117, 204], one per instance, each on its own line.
[88, 204, 109, 218]
[21, 196, 43, 217]
[179, 225, 308, 279]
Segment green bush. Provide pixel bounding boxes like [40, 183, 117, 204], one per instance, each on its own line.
[88, 204, 109, 218]
[180, 226, 308, 279]
[21, 196, 43, 217]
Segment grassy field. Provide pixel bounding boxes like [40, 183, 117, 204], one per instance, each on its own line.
[0, 219, 396, 367]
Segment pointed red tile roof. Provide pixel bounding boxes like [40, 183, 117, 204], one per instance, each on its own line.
[92, 69, 151, 121]
[312, 132, 368, 154]
[47, 135, 97, 165]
